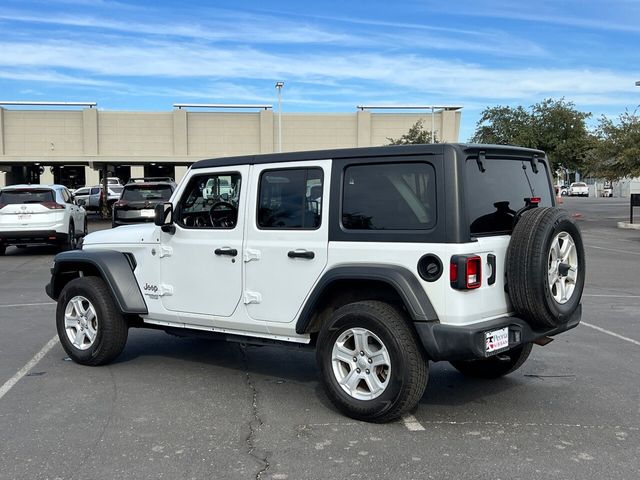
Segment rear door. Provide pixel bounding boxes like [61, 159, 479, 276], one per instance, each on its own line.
[244, 160, 330, 323]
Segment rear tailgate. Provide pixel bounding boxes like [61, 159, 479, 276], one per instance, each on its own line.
[0, 189, 65, 230]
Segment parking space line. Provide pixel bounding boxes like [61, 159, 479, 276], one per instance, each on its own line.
[402, 414, 426, 431]
[583, 294, 640, 298]
[0, 335, 59, 401]
[582, 322, 640, 347]
[585, 244, 640, 256]
[0, 302, 55, 308]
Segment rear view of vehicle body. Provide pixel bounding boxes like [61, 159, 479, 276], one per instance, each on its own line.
[112, 178, 175, 227]
[0, 184, 86, 254]
[569, 182, 588, 197]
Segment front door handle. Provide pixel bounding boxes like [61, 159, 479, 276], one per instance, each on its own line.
[215, 247, 238, 257]
[288, 250, 315, 259]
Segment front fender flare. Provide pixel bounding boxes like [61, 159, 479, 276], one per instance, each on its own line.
[45, 249, 148, 315]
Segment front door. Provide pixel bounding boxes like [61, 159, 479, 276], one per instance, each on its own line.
[159, 166, 248, 319]
[244, 161, 330, 323]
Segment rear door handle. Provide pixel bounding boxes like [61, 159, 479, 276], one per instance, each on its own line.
[487, 254, 496, 285]
[215, 247, 238, 257]
[288, 250, 315, 260]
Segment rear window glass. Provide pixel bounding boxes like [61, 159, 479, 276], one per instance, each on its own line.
[466, 158, 552, 236]
[108, 186, 124, 194]
[122, 184, 173, 202]
[0, 189, 55, 204]
[342, 163, 436, 230]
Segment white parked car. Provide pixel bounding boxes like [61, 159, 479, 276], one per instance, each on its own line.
[569, 182, 588, 197]
[46, 144, 584, 422]
[0, 184, 87, 254]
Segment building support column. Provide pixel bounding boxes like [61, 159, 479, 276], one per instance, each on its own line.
[259, 109, 274, 153]
[357, 110, 371, 147]
[173, 108, 188, 156]
[82, 108, 98, 155]
[40, 167, 54, 185]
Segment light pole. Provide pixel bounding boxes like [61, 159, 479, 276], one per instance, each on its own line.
[275, 82, 284, 152]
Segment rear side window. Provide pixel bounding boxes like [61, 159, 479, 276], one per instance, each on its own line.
[342, 163, 436, 230]
[0, 189, 55, 204]
[466, 158, 553, 236]
[258, 168, 323, 229]
[122, 184, 173, 202]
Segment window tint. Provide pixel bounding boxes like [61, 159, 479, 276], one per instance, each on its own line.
[342, 163, 436, 230]
[122, 184, 173, 202]
[0, 189, 55, 204]
[258, 168, 323, 229]
[90, 187, 100, 195]
[177, 173, 241, 229]
[466, 158, 553, 236]
[75, 188, 89, 196]
[61, 189, 71, 204]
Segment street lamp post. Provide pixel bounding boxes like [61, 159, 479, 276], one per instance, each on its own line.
[275, 82, 284, 152]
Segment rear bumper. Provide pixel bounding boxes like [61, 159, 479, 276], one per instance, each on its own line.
[415, 304, 582, 361]
[0, 229, 68, 246]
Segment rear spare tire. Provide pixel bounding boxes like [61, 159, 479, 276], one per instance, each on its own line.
[506, 207, 585, 329]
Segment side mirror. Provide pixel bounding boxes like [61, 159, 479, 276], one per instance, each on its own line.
[75, 198, 86, 207]
[155, 202, 174, 232]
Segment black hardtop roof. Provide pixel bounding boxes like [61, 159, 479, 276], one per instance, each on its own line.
[191, 143, 546, 169]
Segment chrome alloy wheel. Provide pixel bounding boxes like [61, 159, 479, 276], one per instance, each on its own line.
[547, 231, 578, 304]
[331, 327, 391, 401]
[64, 295, 98, 350]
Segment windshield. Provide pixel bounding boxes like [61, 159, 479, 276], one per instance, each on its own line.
[122, 184, 173, 202]
[0, 189, 55, 205]
[466, 158, 553, 236]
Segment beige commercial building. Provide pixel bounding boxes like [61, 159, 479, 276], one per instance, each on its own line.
[0, 104, 461, 188]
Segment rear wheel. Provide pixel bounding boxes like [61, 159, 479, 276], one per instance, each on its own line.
[450, 343, 533, 379]
[61, 222, 77, 251]
[0, 245, 5, 255]
[317, 301, 428, 423]
[56, 276, 128, 366]
[82, 217, 88, 237]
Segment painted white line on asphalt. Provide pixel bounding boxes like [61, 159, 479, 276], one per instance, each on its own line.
[582, 322, 640, 347]
[402, 414, 426, 431]
[0, 335, 59, 401]
[0, 302, 55, 308]
[585, 244, 640, 256]
[583, 294, 640, 298]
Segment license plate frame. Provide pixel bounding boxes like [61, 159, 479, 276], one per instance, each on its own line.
[485, 327, 509, 355]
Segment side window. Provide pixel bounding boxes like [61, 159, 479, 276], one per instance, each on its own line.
[90, 187, 100, 195]
[60, 189, 70, 203]
[176, 173, 241, 229]
[258, 168, 323, 229]
[342, 162, 436, 230]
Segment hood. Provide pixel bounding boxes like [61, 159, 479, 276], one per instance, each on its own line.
[83, 223, 159, 246]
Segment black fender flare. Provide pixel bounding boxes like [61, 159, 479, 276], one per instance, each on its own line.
[296, 264, 439, 334]
[45, 249, 148, 315]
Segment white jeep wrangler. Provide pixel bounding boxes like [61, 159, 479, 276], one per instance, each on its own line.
[46, 144, 585, 422]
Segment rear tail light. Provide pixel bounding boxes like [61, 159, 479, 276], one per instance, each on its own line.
[114, 200, 129, 208]
[42, 202, 65, 210]
[0, 203, 6, 209]
[450, 255, 482, 290]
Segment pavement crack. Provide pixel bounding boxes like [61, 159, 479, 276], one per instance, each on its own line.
[239, 346, 271, 480]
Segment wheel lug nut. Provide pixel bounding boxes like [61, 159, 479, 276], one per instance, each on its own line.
[360, 351, 365, 356]
[356, 368, 361, 374]
[353, 357, 357, 362]
[367, 358, 372, 364]
[366, 369, 370, 374]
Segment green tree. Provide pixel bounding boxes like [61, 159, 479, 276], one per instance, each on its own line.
[387, 119, 439, 145]
[471, 98, 593, 173]
[585, 110, 640, 181]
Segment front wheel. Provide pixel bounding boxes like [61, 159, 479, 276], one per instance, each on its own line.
[56, 276, 128, 366]
[450, 343, 533, 379]
[317, 301, 428, 423]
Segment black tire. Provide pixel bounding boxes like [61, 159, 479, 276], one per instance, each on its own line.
[61, 222, 77, 251]
[56, 276, 128, 366]
[0, 245, 5, 255]
[450, 343, 533, 379]
[506, 208, 585, 329]
[317, 301, 428, 423]
[82, 217, 88, 237]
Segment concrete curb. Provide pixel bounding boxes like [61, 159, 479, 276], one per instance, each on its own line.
[617, 222, 640, 230]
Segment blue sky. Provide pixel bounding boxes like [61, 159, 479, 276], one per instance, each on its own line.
[0, 0, 639, 140]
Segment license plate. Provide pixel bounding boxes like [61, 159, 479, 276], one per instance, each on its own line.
[17, 214, 32, 220]
[485, 327, 509, 354]
[141, 209, 155, 218]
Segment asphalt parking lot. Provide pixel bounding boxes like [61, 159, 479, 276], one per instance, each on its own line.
[1, 201, 639, 480]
